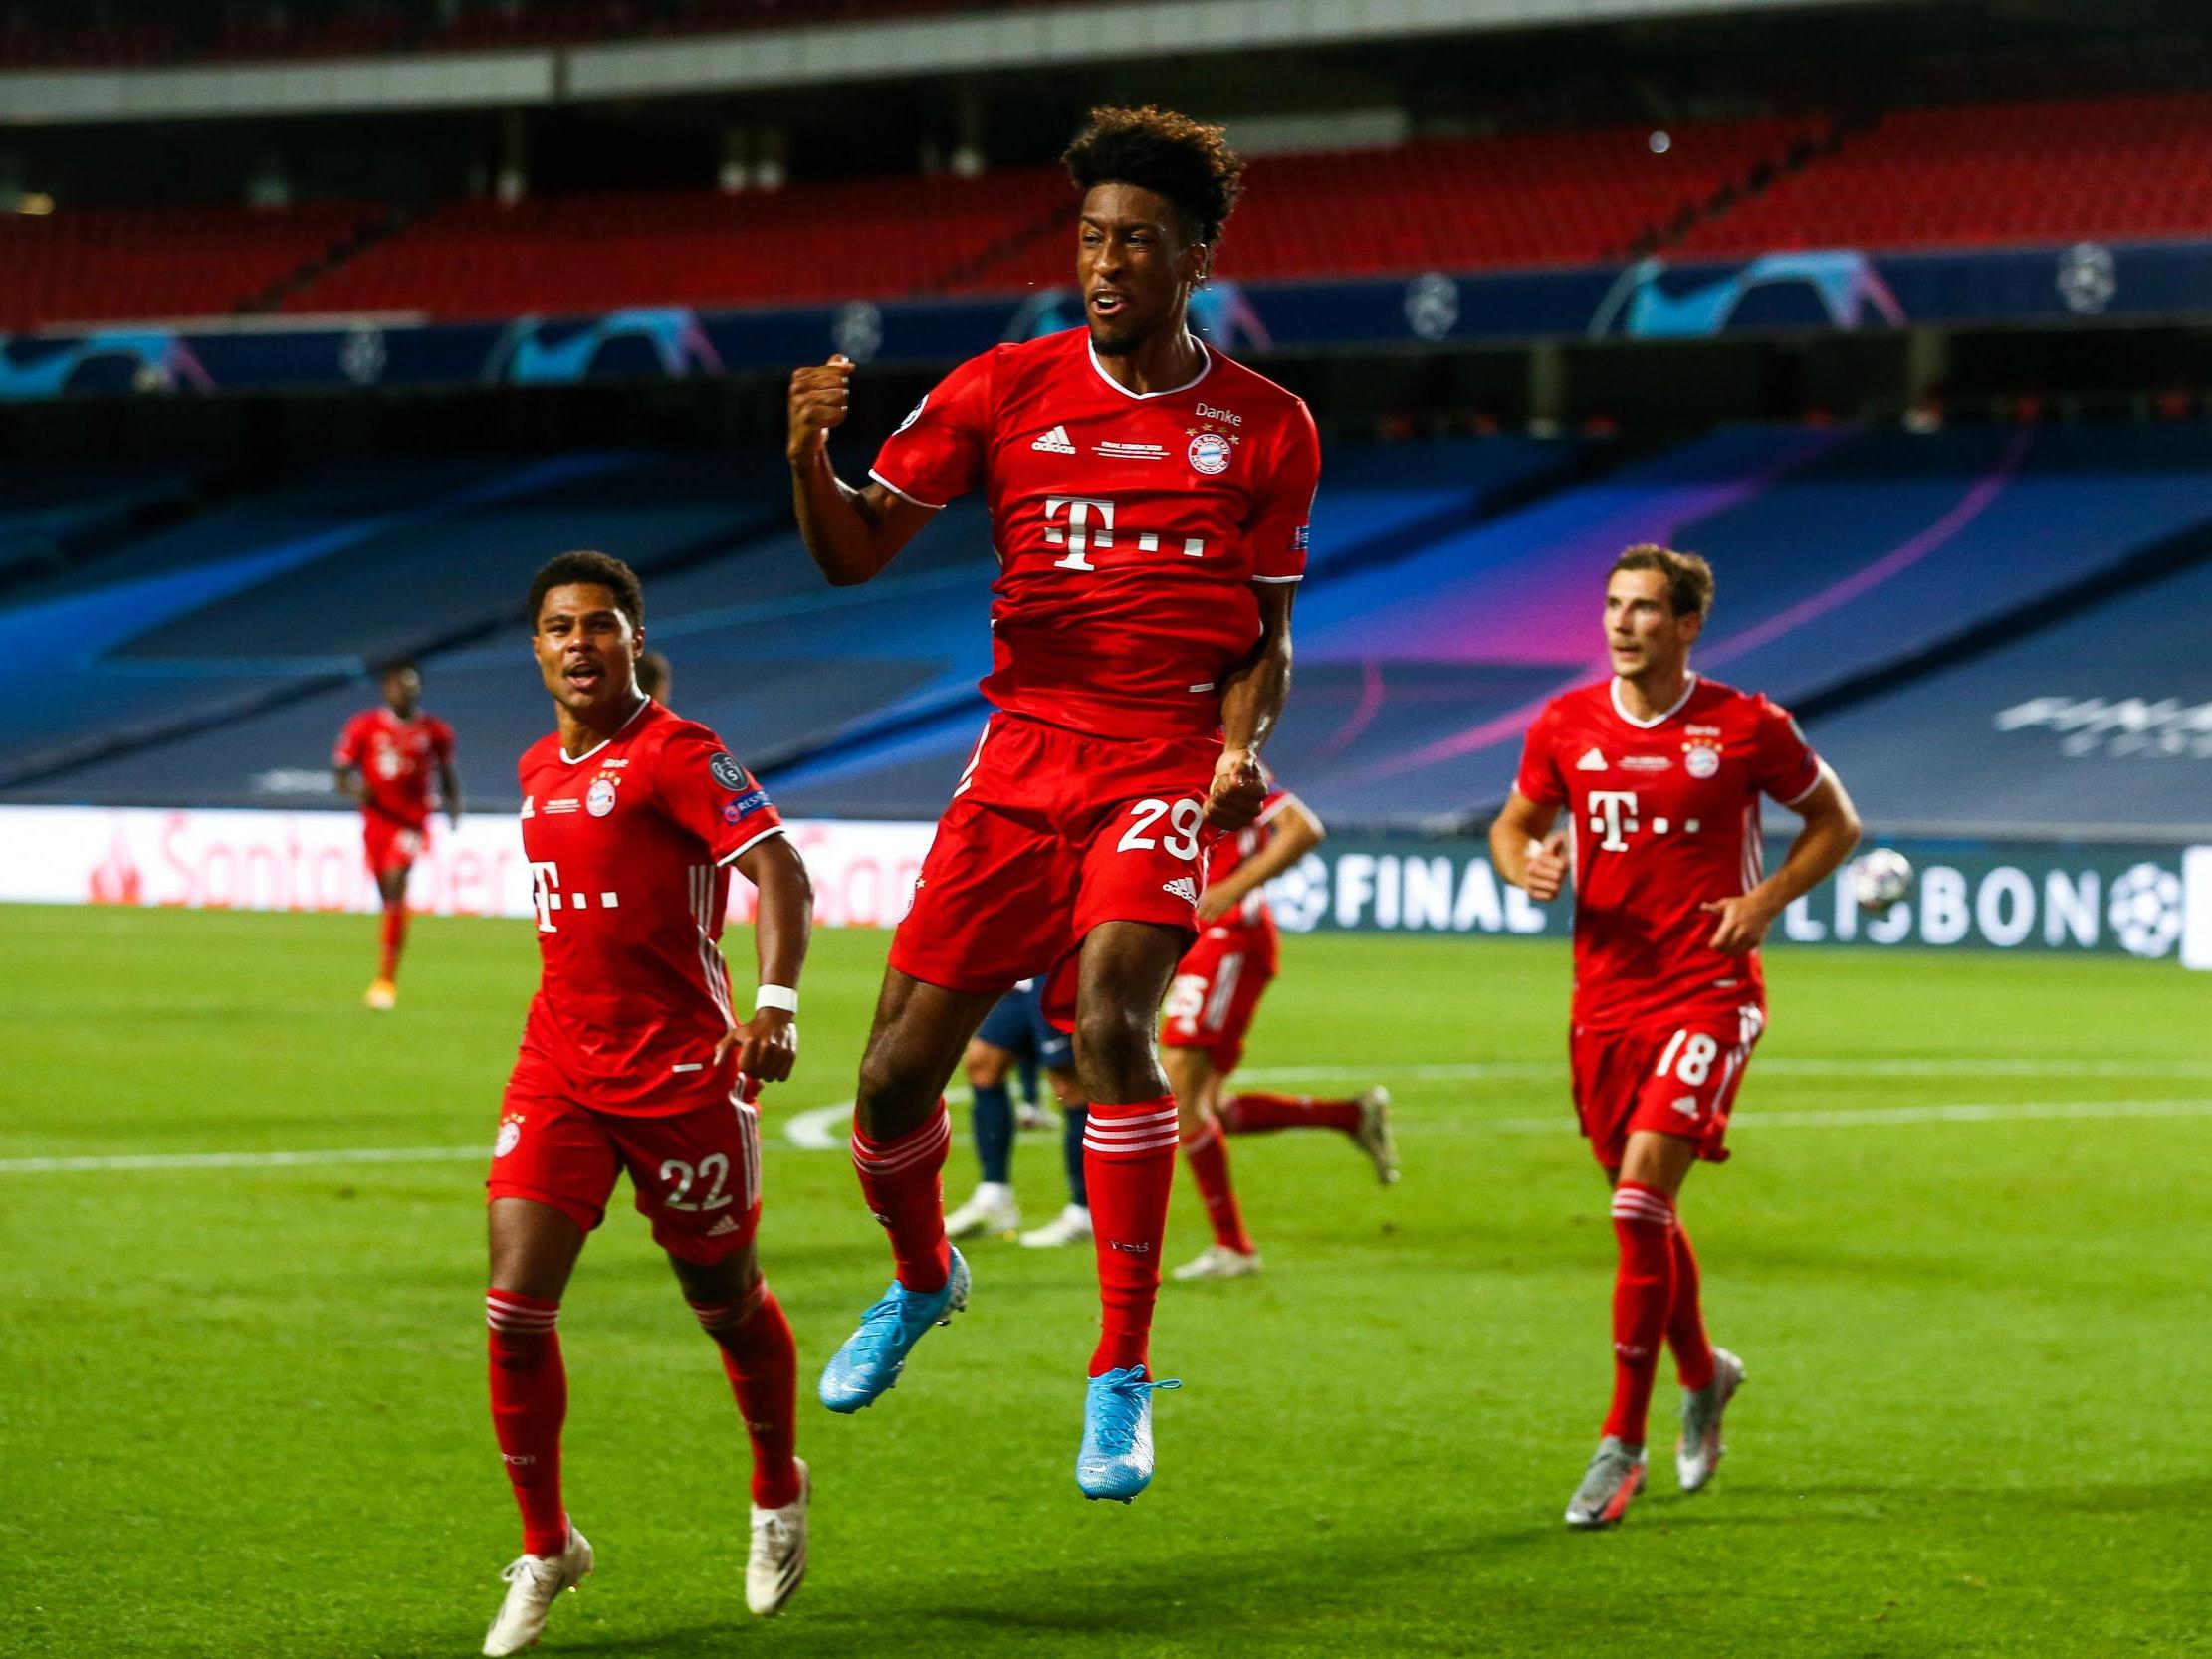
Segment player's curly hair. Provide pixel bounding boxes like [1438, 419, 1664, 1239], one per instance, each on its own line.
[528, 549, 644, 632]
[1062, 104, 1245, 247]
[1613, 544, 1715, 619]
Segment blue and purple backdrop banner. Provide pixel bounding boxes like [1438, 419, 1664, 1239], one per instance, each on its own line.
[3, 238, 2204, 401]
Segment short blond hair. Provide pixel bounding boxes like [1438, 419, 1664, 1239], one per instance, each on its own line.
[1611, 544, 1714, 619]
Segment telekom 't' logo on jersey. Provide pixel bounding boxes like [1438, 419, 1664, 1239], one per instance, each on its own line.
[1042, 496, 1208, 573]
[1587, 790, 1641, 851]
[530, 861, 560, 933]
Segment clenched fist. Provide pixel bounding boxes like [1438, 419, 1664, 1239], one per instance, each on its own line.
[1205, 746, 1267, 832]
[1521, 830, 1569, 902]
[787, 354, 854, 463]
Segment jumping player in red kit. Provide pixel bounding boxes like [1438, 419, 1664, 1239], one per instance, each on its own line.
[332, 661, 460, 1010]
[1491, 545, 1861, 1530]
[1162, 774, 1398, 1282]
[787, 106, 1319, 1502]
[478, 552, 817, 1654]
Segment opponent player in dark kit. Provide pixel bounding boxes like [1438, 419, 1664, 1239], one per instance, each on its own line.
[787, 106, 1320, 1501]
[479, 553, 816, 1652]
[1492, 545, 1861, 1530]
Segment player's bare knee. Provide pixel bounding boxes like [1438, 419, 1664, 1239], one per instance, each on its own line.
[855, 1043, 945, 1137]
[963, 1040, 1010, 1089]
[1073, 1001, 1157, 1096]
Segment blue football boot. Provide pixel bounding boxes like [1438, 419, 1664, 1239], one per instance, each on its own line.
[817, 1247, 970, 1413]
[1075, 1365, 1182, 1502]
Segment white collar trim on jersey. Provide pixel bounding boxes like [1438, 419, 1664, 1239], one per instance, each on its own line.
[557, 694, 651, 764]
[1086, 334, 1213, 400]
[1611, 672, 1698, 729]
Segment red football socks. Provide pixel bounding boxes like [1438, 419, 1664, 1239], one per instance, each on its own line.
[378, 901, 408, 981]
[1218, 1091, 1361, 1136]
[1180, 1118, 1255, 1255]
[486, 1289, 568, 1557]
[691, 1282, 802, 1510]
[1083, 1095, 1179, 1376]
[1602, 1182, 1677, 1446]
[1666, 1217, 1717, 1393]
[850, 1101, 952, 1294]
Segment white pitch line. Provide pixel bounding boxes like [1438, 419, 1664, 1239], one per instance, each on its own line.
[778, 1057, 2212, 1149]
[14, 1088, 2212, 1177]
[0, 1145, 488, 1175]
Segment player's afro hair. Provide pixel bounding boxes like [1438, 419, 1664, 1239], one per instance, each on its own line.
[528, 549, 644, 633]
[1062, 104, 1245, 247]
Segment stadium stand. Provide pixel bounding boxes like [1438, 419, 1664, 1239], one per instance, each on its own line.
[0, 451, 790, 790]
[0, 459, 207, 590]
[280, 172, 1072, 318]
[1811, 551, 2212, 834]
[954, 120, 1823, 292]
[748, 423, 2212, 825]
[278, 120, 1817, 320]
[1679, 94, 2212, 256]
[9, 423, 2212, 833]
[0, 202, 381, 331]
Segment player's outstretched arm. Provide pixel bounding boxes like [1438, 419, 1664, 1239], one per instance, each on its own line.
[786, 354, 936, 587]
[1702, 765, 1863, 953]
[1491, 791, 1567, 902]
[714, 834, 814, 1084]
[1208, 583, 1296, 831]
[1198, 797, 1324, 923]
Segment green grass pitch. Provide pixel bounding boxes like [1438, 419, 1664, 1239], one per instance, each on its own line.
[7, 903, 2210, 1657]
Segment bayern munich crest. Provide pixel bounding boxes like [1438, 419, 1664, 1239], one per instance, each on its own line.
[585, 777, 617, 817]
[494, 1119, 522, 1158]
[1684, 744, 1721, 779]
[1188, 431, 1233, 475]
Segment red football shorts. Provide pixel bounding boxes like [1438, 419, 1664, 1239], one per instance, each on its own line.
[1161, 923, 1278, 1073]
[1569, 1004, 1765, 1171]
[488, 1062, 763, 1264]
[889, 712, 1218, 1017]
[362, 815, 425, 878]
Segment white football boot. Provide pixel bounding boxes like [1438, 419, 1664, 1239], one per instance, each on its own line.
[746, 1458, 808, 1617]
[944, 1182, 1019, 1240]
[1171, 1244, 1262, 1282]
[1676, 1348, 1745, 1493]
[1564, 1438, 1648, 1529]
[1354, 1086, 1400, 1185]
[1018, 1204, 1092, 1248]
[482, 1526, 593, 1656]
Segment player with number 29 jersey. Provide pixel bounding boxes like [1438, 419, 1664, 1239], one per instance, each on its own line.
[875, 327, 1319, 1001]
[873, 327, 1318, 742]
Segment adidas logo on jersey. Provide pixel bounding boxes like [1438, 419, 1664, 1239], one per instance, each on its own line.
[1163, 876, 1200, 903]
[1575, 748, 1609, 771]
[1031, 424, 1077, 454]
[705, 1214, 744, 1237]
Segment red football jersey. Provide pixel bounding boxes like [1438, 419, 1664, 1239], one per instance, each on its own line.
[333, 707, 454, 831]
[514, 699, 785, 1117]
[1514, 675, 1823, 1033]
[1207, 782, 1297, 933]
[870, 327, 1321, 740]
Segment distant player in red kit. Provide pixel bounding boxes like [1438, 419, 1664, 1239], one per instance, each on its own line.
[478, 552, 817, 1654]
[1491, 545, 1861, 1529]
[1163, 775, 1398, 1282]
[787, 106, 1319, 1502]
[332, 661, 459, 1010]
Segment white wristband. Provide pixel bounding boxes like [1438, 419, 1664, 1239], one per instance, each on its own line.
[754, 984, 799, 1015]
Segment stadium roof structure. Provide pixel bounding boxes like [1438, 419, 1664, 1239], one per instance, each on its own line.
[0, 0, 1869, 124]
